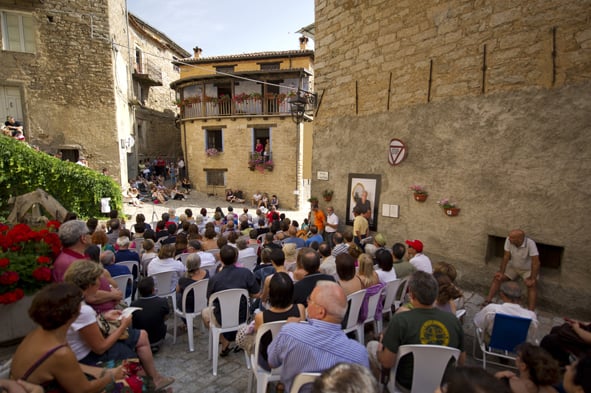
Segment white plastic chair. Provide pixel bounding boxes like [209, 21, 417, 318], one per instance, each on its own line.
[290, 372, 320, 393]
[208, 288, 251, 376]
[117, 260, 140, 299]
[206, 248, 220, 261]
[112, 273, 133, 306]
[393, 278, 409, 309]
[379, 279, 403, 332]
[342, 289, 366, 340]
[177, 253, 191, 265]
[0, 358, 12, 379]
[238, 255, 257, 271]
[149, 271, 177, 335]
[356, 284, 385, 342]
[247, 321, 286, 393]
[173, 279, 209, 352]
[389, 344, 460, 393]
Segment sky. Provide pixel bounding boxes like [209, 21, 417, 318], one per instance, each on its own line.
[126, 0, 315, 58]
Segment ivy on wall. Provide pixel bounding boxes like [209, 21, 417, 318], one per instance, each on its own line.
[0, 137, 122, 218]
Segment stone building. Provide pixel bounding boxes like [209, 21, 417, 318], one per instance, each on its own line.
[313, 1, 591, 315]
[171, 46, 315, 210]
[0, 0, 187, 185]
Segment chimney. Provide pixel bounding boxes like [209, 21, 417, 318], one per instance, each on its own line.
[299, 36, 308, 50]
[193, 46, 202, 59]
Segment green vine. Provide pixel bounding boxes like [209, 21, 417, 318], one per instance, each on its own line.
[0, 136, 122, 219]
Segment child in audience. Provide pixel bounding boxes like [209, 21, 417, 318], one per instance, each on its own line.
[131, 277, 170, 353]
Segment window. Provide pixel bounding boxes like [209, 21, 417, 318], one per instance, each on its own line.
[215, 65, 235, 73]
[206, 129, 223, 151]
[260, 62, 281, 71]
[205, 169, 225, 186]
[134, 47, 143, 73]
[1, 11, 36, 53]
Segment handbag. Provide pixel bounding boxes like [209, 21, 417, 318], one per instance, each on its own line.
[97, 313, 130, 341]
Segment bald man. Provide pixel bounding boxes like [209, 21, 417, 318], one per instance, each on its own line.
[268, 281, 369, 392]
[484, 229, 540, 310]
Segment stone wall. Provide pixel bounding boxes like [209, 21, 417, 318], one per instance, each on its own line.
[313, 0, 591, 316]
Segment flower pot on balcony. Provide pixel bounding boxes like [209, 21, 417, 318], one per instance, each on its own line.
[0, 295, 36, 343]
[444, 207, 460, 216]
[323, 196, 332, 202]
[414, 193, 428, 202]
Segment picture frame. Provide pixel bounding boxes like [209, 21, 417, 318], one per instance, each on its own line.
[346, 173, 381, 231]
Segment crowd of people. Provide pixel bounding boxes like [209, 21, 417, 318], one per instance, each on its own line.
[2, 200, 591, 393]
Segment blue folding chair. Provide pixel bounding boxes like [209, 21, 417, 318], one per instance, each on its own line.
[473, 313, 536, 369]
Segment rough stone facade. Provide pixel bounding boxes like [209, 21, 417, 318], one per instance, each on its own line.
[313, 0, 591, 316]
[0, 1, 186, 185]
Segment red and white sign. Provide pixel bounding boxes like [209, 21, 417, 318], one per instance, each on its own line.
[388, 139, 407, 166]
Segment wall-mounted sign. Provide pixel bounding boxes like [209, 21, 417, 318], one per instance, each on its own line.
[388, 138, 407, 166]
[317, 171, 329, 180]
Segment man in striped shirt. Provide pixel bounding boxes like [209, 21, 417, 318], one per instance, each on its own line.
[268, 281, 369, 392]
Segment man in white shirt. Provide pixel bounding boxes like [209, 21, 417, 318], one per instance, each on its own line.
[474, 281, 537, 338]
[405, 239, 432, 273]
[184, 240, 216, 267]
[324, 206, 339, 248]
[251, 191, 262, 207]
[483, 229, 540, 310]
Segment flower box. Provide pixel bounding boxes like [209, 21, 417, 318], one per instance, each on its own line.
[444, 207, 461, 216]
[414, 193, 428, 202]
[0, 294, 36, 343]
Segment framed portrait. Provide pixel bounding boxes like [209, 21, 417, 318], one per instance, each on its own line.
[346, 173, 381, 231]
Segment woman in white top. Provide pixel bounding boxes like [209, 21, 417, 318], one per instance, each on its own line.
[147, 243, 186, 290]
[141, 239, 158, 275]
[374, 248, 398, 284]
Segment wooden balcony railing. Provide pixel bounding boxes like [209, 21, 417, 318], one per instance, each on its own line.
[181, 96, 291, 119]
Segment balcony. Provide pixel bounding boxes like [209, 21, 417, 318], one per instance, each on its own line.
[132, 61, 163, 87]
[248, 151, 274, 172]
[180, 94, 293, 119]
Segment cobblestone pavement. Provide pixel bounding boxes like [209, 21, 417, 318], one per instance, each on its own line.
[0, 192, 567, 392]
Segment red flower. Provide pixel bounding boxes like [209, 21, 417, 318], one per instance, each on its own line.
[32, 267, 52, 282]
[0, 289, 24, 304]
[47, 221, 61, 231]
[0, 271, 19, 285]
[36, 256, 52, 265]
[0, 258, 8, 268]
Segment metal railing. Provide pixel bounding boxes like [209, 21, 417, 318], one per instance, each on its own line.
[182, 97, 290, 119]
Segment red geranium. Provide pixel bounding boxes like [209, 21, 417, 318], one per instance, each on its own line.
[0, 271, 19, 285]
[0, 222, 61, 304]
[32, 267, 52, 282]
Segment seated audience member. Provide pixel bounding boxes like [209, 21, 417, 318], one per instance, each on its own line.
[106, 220, 121, 246]
[562, 356, 591, 393]
[367, 271, 465, 392]
[433, 261, 458, 282]
[147, 243, 186, 290]
[392, 242, 416, 279]
[318, 242, 337, 280]
[364, 233, 387, 260]
[437, 367, 512, 393]
[174, 233, 188, 256]
[201, 225, 219, 251]
[541, 317, 591, 367]
[312, 363, 380, 393]
[159, 223, 178, 246]
[141, 239, 158, 275]
[375, 248, 398, 283]
[176, 253, 209, 313]
[86, 217, 99, 235]
[260, 249, 291, 305]
[63, 260, 174, 390]
[92, 230, 115, 253]
[100, 250, 132, 298]
[181, 178, 192, 194]
[258, 193, 269, 209]
[494, 343, 560, 393]
[293, 249, 336, 307]
[473, 281, 537, 339]
[0, 379, 42, 393]
[283, 225, 306, 248]
[434, 272, 463, 314]
[237, 238, 257, 260]
[252, 191, 262, 207]
[335, 253, 364, 296]
[331, 232, 349, 257]
[131, 276, 170, 352]
[283, 243, 298, 273]
[305, 225, 323, 247]
[203, 245, 260, 356]
[268, 281, 369, 392]
[405, 239, 432, 273]
[10, 283, 125, 392]
[114, 236, 141, 264]
[357, 253, 379, 288]
[245, 273, 305, 367]
[269, 194, 279, 209]
[184, 239, 216, 268]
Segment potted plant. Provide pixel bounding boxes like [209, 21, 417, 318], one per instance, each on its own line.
[409, 185, 428, 202]
[437, 198, 460, 216]
[206, 148, 219, 157]
[322, 189, 334, 202]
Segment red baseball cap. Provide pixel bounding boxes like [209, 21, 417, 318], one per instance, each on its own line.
[405, 239, 423, 253]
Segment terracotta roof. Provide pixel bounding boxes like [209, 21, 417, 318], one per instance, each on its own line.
[178, 50, 314, 64]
